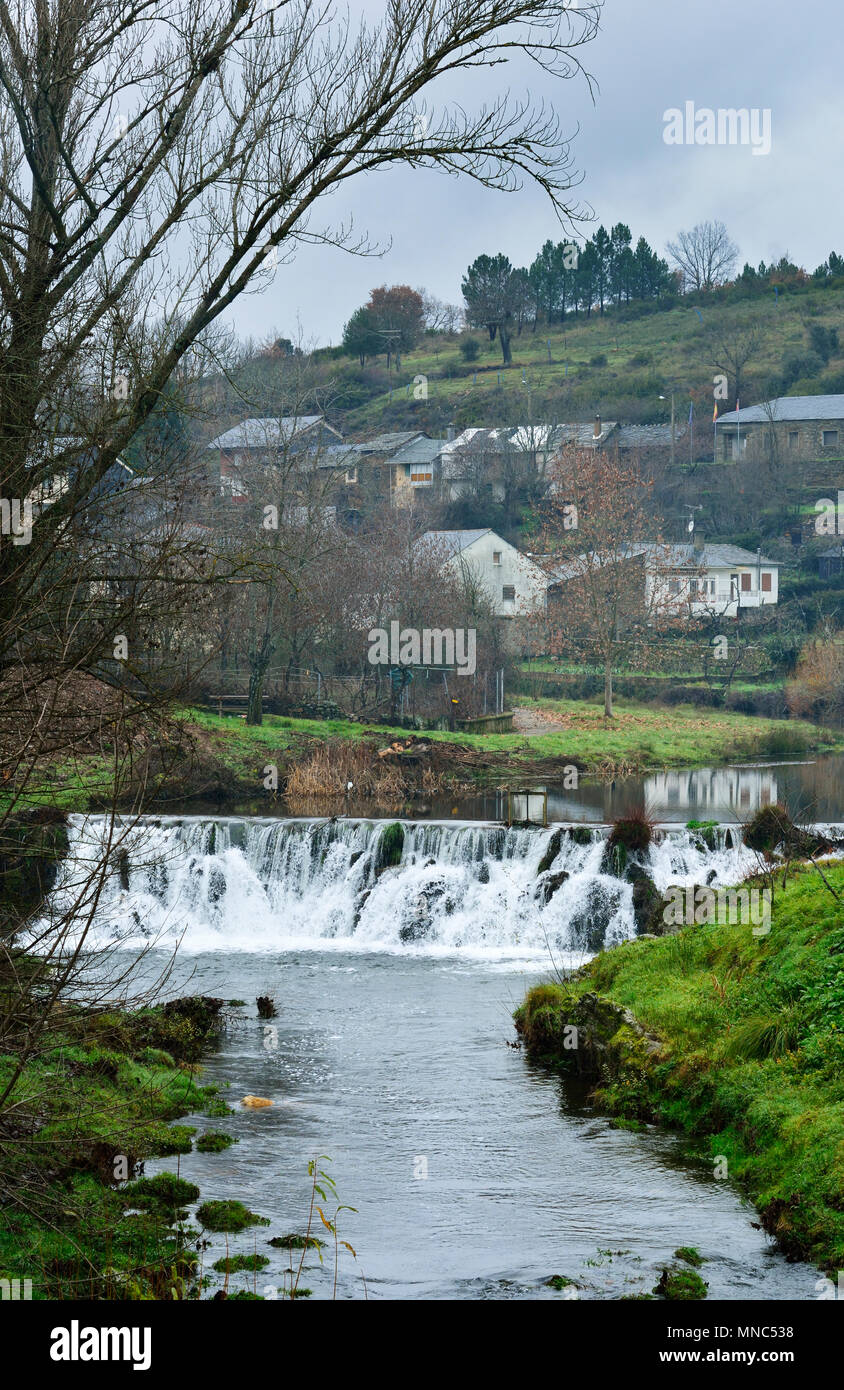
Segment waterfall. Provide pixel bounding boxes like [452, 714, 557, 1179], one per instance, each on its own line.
[50, 814, 816, 962]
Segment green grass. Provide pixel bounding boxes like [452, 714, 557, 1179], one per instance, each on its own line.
[12, 699, 841, 812]
[314, 282, 844, 437]
[0, 996, 240, 1298]
[515, 862, 844, 1268]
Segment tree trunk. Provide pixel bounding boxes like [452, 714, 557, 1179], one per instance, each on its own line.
[604, 661, 613, 718]
[500, 328, 512, 365]
[246, 669, 265, 725]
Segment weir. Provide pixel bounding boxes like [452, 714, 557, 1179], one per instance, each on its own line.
[56, 814, 777, 959]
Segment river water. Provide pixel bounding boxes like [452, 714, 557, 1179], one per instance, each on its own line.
[55, 777, 842, 1301]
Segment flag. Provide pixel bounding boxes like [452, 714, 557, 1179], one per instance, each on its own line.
[688, 402, 694, 426]
[713, 402, 718, 424]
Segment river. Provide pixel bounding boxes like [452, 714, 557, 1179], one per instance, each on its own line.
[55, 758, 843, 1300]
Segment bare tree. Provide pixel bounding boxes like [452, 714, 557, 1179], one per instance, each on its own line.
[706, 319, 763, 410]
[667, 220, 739, 292]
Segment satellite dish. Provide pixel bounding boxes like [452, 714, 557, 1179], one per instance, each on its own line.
[687, 519, 694, 533]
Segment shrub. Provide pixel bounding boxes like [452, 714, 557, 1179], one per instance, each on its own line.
[459, 337, 480, 362]
[608, 809, 654, 854]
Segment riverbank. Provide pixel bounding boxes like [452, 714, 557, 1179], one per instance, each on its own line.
[12, 699, 843, 812]
[515, 860, 844, 1270]
[0, 994, 251, 1298]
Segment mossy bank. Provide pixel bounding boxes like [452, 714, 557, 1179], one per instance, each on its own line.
[0, 994, 251, 1299]
[515, 861, 844, 1270]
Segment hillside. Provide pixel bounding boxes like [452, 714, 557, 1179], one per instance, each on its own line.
[303, 280, 844, 443]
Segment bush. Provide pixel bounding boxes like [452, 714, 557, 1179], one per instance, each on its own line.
[608, 809, 654, 854]
[781, 348, 824, 388]
[459, 337, 480, 362]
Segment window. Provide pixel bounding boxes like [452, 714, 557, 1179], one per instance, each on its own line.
[492, 551, 502, 565]
[823, 429, 839, 447]
[410, 471, 432, 485]
[741, 572, 752, 592]
[788, 431, 799, 448]
[761, 571, 772, 592]
[502, 585, 516, 601]
[668, 579, 680, 595]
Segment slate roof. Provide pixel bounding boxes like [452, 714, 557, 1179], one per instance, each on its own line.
[418, 528, 491, 553]
[440, 423, 617, 478]
[717, 395, 844, 424]
[207, 416, 325, 450]
[550, 542, 779, 582]
[351, 431, 425, 454]
[392, 437, 446, 465]
[616, 423, 689, 448]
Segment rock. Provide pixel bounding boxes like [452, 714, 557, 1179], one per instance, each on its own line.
[743, 803, 829, 857]
[374, 822, 405, 874]
[631, 874, 662, 936]
[256, 995, 277, 1018]
[241, 1095, 273, 1108]
[538, 869, 570, 905]
[537, 828, 564, 874]
[567, 881, 621, 953]
[566, 825, 595, 847]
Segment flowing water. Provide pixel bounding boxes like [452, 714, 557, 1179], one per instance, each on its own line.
[54, 807, 841, 1300]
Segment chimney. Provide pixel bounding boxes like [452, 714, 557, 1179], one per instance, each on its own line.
[693, 530, 705, 554]
[447, 421, 456, 443]
[593, 414, 602, 439]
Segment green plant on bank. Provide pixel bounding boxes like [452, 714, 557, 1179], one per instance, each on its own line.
[514, 861, 844, 1269]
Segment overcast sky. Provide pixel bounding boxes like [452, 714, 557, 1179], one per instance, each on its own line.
[227, 0, 844, 348]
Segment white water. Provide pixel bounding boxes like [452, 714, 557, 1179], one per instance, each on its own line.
[53, 814, 771, 963]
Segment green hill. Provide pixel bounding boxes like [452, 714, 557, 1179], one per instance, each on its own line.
[311, 280, 844, 443]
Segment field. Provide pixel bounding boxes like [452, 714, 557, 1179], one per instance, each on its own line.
[12, 699, 842, 812]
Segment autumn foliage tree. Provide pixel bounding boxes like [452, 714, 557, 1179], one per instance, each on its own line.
[539, 449, 690, 717]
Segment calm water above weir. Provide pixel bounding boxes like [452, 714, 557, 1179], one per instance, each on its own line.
[59, 801, 841, 1301]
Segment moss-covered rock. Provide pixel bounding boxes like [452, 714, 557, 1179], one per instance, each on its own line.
[654, 1266, 708, 1300]
[196, 1131, 237, 1154]
[212, 1253, 270, 1273]
[743, 804, 826, 857]
[514, 987, 663, 1077]
[375, 821, 405, 873]
[197, 1200, 270, 1233]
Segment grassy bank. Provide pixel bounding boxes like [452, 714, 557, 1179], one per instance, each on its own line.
[0, 995, 252, 1299]
[13, 699, 842, 812]
[515, 861, 844, 1270]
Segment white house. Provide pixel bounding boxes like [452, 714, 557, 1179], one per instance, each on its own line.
[639, 542, 780, 616]
[418, 528, 548, 618]
[550, 541, 780, 620]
